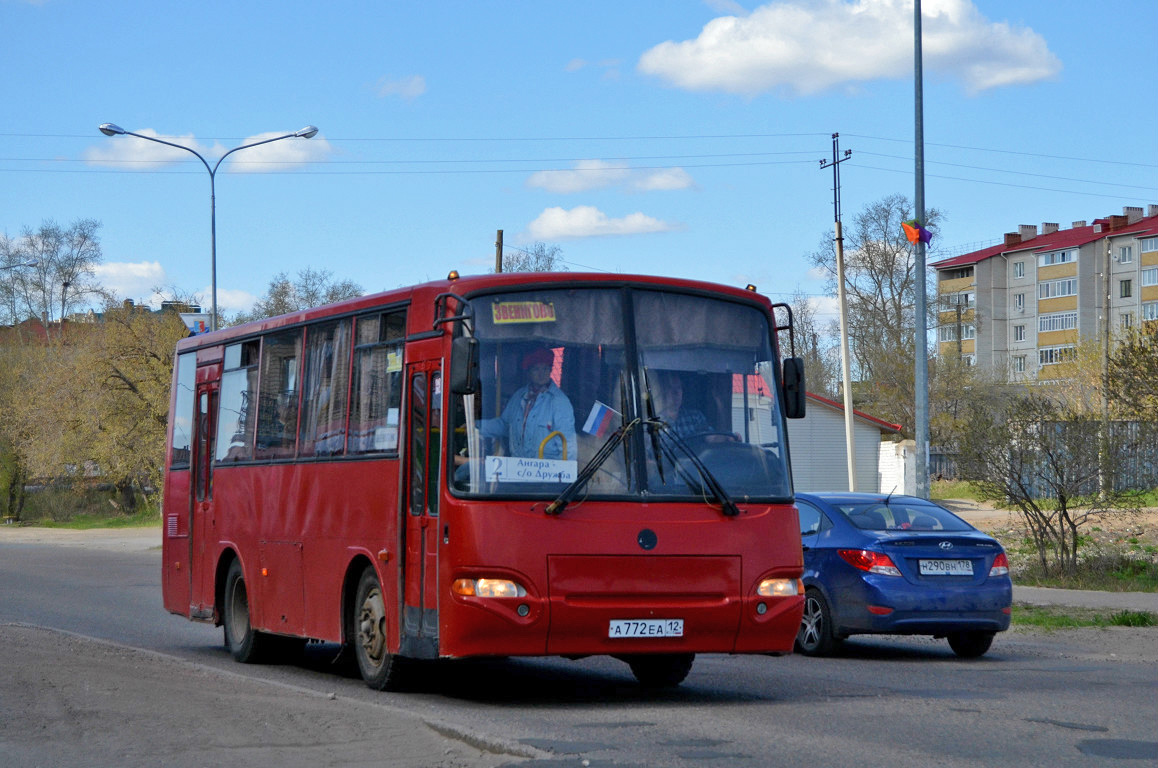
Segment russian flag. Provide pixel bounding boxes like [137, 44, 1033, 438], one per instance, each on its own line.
[583, 400, 618, 438]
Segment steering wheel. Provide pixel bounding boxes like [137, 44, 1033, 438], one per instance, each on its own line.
[681, 431, 741, 452]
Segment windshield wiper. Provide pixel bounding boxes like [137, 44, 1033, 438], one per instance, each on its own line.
[651, 421, 740, 517]
[545, 418, 639, 515]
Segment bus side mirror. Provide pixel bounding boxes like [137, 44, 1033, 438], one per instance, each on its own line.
[782, 357, 806, 419]
[450, 336, 480, 395]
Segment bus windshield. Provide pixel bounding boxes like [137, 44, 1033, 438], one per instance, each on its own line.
[450, 286, 791, 502]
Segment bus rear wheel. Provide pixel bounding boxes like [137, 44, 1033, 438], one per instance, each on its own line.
[623, 653, 695, 688]
[352, 566, 410, 691]
[223, 559, 271, 663]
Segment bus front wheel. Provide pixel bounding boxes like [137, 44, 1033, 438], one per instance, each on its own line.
[352, 566, 410, 691]
[223, 559, 270, 663]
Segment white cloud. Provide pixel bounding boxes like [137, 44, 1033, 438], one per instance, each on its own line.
[377, 74, 426, 100]
[226, 131, 332, 173]
[94, 261, 168, 302]
[525, 206, 680, 240]
[632, 167, 695, 192]
[638, 0, 1061, 96]
[85, 129, 331, 173]
[215, 287, 259, 315]
[527, 160, 695, 194]
[85, 130, 208, 169]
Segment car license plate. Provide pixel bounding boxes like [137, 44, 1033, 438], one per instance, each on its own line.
[919, 559, 973, 576]
[608, 619, 684, 638]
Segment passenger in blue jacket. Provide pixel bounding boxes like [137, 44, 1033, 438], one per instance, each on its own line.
[480, 347, 576, 460]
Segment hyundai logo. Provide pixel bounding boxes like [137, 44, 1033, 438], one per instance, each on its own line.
[938, 541, 953, 550]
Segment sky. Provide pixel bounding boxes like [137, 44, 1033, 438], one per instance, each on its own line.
[3, 0, 1156, 321]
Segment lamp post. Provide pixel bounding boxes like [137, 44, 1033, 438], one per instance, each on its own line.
[0, 261, 38, 270]
[98, 123, 319, 331]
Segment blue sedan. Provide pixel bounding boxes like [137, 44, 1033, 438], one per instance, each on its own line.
[794, 492, 1012, 658]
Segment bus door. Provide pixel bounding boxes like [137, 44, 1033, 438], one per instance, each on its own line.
[189, 374, 218, 620]
[401, 362, 441, 657]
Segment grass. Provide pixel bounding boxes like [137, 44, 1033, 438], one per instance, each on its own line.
[35, 508, 161, 530]
[1012, 603, 1157, 629]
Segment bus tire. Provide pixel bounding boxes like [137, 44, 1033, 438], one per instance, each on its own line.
[624, 653, 695, 688]
[223, 559, 271, 663]
[353, 566, 409, 691]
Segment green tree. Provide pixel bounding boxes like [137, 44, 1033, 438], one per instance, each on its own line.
[232, 267, 363, 324]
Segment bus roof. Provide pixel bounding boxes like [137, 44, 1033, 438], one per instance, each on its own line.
[175, 271, 775, 352]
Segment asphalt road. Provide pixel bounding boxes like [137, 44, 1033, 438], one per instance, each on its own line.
[2, 527, 1157, 767]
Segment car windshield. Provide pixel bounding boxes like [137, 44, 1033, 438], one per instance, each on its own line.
[836, 500, 974, 532]
[449, 286, 791, 503]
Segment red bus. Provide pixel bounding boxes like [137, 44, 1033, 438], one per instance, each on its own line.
[162, 272, 807, 689]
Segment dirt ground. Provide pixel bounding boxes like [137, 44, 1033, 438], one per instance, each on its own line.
[938, 498, 1158, 551]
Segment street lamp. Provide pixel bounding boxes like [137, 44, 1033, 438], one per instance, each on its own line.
[0, 261, 38, 270]
[98, 123, 319, 331]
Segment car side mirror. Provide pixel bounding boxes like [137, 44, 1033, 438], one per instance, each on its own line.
[782, 357, 805, 419]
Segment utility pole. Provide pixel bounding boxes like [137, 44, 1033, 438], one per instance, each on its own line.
[1100, 236, 1112, 498]
[820, 133, 857, 492]
[913, 0, 931, 499]
[495, 230, 504, 273]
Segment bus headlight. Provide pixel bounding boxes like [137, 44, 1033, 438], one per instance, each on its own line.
[756, 578, 802, 597]
[452, 578, 527, 598]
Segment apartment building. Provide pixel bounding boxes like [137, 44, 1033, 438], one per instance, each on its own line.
[930, 205, 1158, 381]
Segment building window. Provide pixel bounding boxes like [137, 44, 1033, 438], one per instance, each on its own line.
[939, 324, 974, 342]
[1011, 355, 1026, 374]
[962, 355, 975, 366]
[1014, 325, 1025, 342]
[1143, 267, 1158, 287]
[1039, 345, 1076, 366]
[1119, 246, 1133, 264]
[1039, 311, 1077, 333]
[1141, 237, 1158, 253]
[1013, 261, 1025, 278]
[1121, 312, 1134, 329]
[1121, 280, 1133, 298]
[1014, 293, 1025, 311]
[1038, 250, 1075, 267]
[1144, 302, 1158, 322]
[943, 266, 974, 281]
[1038, 278, 1077, 299]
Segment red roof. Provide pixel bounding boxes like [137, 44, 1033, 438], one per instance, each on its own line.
[805, 392, 903, 433]
[932, 212, 1158, 270]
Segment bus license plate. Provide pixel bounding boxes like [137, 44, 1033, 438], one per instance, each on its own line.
[919, 559, 973, 576]
[609, 619, 684, 638]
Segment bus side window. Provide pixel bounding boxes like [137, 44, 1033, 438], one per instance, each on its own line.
[299, 319, 352, 457]
[349, 310, 406, 455]
[255, 330, 303, 460]
[216, 341, 260, 463]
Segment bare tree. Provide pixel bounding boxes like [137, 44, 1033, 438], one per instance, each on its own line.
[808, 194, 941, 433]
[496, 242, 567, 273]
[2, 219, 107, 325]
[231, 268, 364, 324]
[955, 387, 1152, 575]
[788, 288, 837, 398]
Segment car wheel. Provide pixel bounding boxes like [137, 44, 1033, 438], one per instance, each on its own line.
[947, 631, 995, 658]
[795, 588, 838, 657]
[223, 559, 271, 663]
[624, 653, 695, 688]
[352, 566, 411, 690]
